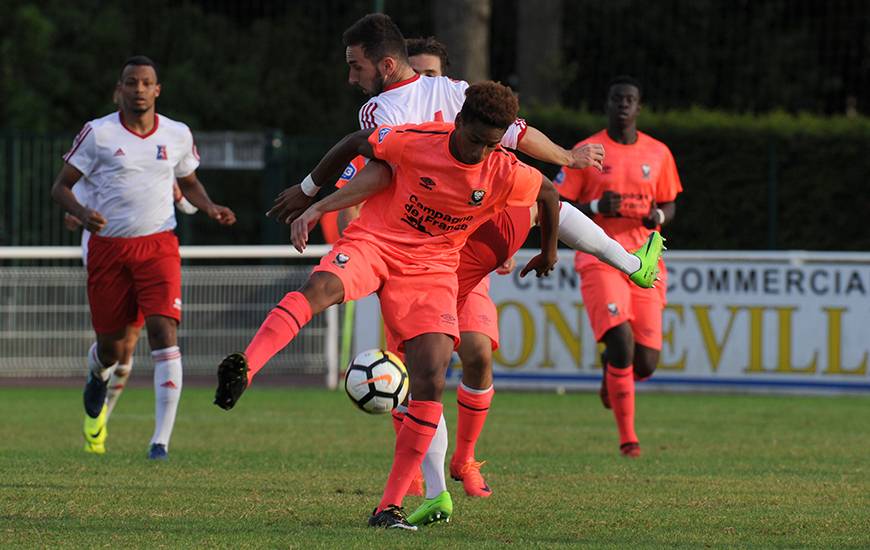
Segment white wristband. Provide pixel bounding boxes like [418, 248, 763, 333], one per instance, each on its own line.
[589, 199, 600, 214]
[300, 174, 320, 197]
[655, 208, 665, 225]
[174, 196, 199, 215]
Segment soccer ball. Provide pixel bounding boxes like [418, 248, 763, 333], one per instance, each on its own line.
[344, 349, 409, 414]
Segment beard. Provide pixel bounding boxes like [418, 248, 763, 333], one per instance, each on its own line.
[367, 68, 385, 96]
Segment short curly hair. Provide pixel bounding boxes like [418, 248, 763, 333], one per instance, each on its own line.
[459, 81, 519, 130]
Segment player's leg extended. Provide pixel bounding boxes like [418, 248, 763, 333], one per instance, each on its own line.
[450, 330, 495, 498]
[106, 324, 142, 419]
[83, 331, 125, 454]
[601, 323, 640, 457]
[145, 315, 181, 460]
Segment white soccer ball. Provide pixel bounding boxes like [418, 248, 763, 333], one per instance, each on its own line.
[344, 349, 409, 414]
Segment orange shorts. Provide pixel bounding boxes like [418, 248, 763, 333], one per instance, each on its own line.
[457, 275, 499, 350]
[578, 258, 667, 349]
[313, 238, 460, 352]
[86, 231, 181, 334]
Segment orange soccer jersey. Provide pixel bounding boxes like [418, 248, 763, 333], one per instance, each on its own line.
[556, 130, 681, 268]
[343, 121, 543, 271]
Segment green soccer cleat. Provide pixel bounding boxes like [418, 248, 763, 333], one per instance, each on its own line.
[629, 231, 666, 289]
[83, 403, 107, 455]
[407, 491, 453, 527]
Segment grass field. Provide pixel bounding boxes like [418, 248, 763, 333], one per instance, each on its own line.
[1, 386, 868, 549]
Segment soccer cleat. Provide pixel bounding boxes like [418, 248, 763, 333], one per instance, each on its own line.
[449, 459, 492, 498]
[620, 442, 641, 458]
[83, 369, 108, 419]
[406, 470, 425, 497]
[367, 505, 418, 530]
[83, 403, 108, 454]
[214, 352, 249, 410]
[629, 232, 665, 289]
[148, 443, 168, 460]
[407, 491, 453, 527]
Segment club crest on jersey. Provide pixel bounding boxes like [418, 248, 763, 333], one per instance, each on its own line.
[468, 189, 486, 206]
[156, 145, 168, 160]
[554, 169, 566, 184]
[333, 252, 350, 268]
[377, 127, 392, 143]
[607, 303, 619, 316]
[340, 163, 357, 180]
[641, 164, 651, 179]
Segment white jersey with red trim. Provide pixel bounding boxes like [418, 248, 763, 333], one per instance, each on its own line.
[357, 74, 527, 148]
[64, 112, 200, 238]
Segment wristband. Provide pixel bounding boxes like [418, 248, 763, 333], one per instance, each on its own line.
[174, 196, 199, 215]
[655, 208, 665, 225]
[300, 174, 320, 197]
[589, 199, 600, 214]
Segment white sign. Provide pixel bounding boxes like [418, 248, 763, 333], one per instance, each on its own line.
[353, 250, 870, 394]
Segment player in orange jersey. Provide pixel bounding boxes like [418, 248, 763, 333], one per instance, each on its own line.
[555, 76, 682, 458]
[214, 82, 560, 530]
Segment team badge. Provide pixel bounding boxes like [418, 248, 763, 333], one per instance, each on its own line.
[468, 189, 486, 206]
[156, 145, 168, 160]
[340, 163, 357, 180]
[377, 127, 392, 143]
[607, 303, 619, 316]
[333, 252, 350, 268]
[554, 169, 566, 184]
[641, 164, 651, 179]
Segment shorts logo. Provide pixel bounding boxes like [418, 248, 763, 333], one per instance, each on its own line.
[340, 163, 357, 180]
[333, 252, 350, 268]
[173, 298, 182, 311]
[607, 303, 619, 316]
[554, 169, 565, 184]
[156, 145, 168, 160]
[377, 127, 392, 143]
[641, 164, 651, 179]
[468, 189, 486, 206]
[419, 177, 436, 190]
[440, 313, 457, 324]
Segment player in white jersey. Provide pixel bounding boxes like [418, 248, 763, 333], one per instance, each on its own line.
[51, 55, 236, 459]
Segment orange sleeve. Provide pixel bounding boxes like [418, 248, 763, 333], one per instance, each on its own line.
[367, 125, 407, 166]
[554, 165, 585, 202]
[506, 163, 544, 208]
[335, 156, 367, 189]
[655, 147, 683, 202]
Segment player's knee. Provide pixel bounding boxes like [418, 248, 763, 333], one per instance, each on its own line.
[634, 362, 657, 380]
[633, 347, 659, 380]
[300, 273, 344, 313]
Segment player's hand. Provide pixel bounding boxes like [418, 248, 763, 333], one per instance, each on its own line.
[519, 251, 558, 278]
[568, 143, 605, 171]
[267, 184, 316, 225]
[63, 213, 83, 231]
[598, 190, 622, 216]
[78, 208, 107, 233]
[290, 206, 323, 253]
[208, 205, 237, 225]
[641, 200, 659, 229]
[495, 256, 516, 275]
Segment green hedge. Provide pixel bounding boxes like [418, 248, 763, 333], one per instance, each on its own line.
[522, 106, 870, 251]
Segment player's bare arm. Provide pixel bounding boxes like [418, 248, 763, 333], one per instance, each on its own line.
[267, 128, 376, 224]
[50, 163, 107, 233]
[290, 159, 391, 252]
[518, 126, 605, 170]
[642, 200, 676, 229]
[576, 189, 622, 217]
[520, 176, 560, 278]
[176, 173, 237, 225]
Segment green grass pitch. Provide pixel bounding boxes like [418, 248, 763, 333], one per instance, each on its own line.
[1, 386, 867, 548]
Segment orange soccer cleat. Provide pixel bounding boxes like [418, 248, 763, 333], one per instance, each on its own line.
[449, 459, 492, 498]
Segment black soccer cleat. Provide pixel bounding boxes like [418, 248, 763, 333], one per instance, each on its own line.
[214, 352, 249, 410]
[368, 505, 418, 531]
[83, 370, 108, 419]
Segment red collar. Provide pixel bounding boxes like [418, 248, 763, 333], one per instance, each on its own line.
[119, 111, 160, 139]
[383, 73, 420, 92]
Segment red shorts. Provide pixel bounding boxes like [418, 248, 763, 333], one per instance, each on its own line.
[457, 276, 499, 350]
[313, 238, 460, 352]
[578, 258, 667, 349]
[86, 231, 181, 334]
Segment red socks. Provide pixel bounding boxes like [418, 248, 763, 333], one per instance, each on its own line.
[378, 400, 442, 512]
[390, 409, 404, 435]
[606, 365, 637, 445]
[453, 384, 494, 465]
[244, 292, 312, 379]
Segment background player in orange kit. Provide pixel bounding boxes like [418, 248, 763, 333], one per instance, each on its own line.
[555, 76, 682, 458]
[214, 82, 560, 530]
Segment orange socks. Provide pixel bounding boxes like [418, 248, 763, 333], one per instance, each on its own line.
[606, 365, 637, 445]
[378, 400, 442, 512]
[453, 383, 494, 465]
[244, 292, 312, 379]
